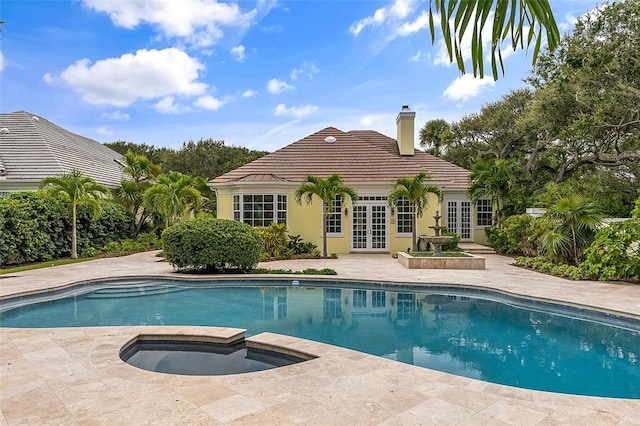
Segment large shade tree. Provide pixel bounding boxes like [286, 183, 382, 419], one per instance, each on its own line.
[387, 172, 442, 251]
[39, 170, 110, 259]
[525, 0, 640, 182]
[294, 174, 358, 258]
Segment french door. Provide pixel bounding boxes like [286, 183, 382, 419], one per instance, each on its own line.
[351, 203, 388, 251]
[446, 200, 472, 241]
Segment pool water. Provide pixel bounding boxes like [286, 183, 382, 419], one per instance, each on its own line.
[1, 279, 639, 398]
[120, 340, 306, 376]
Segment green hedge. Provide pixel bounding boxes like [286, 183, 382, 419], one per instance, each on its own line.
[580, 219, 640, 281]
[0, 191, 133, 267]
[162, 216, 262, 272]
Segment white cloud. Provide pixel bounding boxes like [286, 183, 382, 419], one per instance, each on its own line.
[267, 78, 294, 94]
[42, 73, 54, 84]
[54, 48, 207, 107]
[290, 61, 319, 81]
[409, 50, 429, 62]
[350, 0, 417, 36]
[396, 10, 429, 36]
[102, 111, 130, 121]
[0, 51, 4, 72]
[82, 0, 260, 47]
[231, 45, 245, 61]
[242, 89, 258, 98]
[442, 74, 495, 102]
[154, 96, 183, 114]
[194, 95, 226, 110]
[360, 113, 393, 128]
[274, 103, 318, 118]
[95, 126, 113, 135]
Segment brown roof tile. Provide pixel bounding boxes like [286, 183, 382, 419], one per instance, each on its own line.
[210, 127, 470, 189]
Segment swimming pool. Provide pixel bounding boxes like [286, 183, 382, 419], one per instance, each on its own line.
[1, 278, 639, 398]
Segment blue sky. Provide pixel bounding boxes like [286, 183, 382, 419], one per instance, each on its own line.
[1, 0, 597, 152]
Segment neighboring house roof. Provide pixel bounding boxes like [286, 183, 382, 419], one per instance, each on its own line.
[0, 111, 124, 188]
[210, 127, 470, 189]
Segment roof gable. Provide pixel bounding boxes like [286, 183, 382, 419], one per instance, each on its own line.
[211, 127, 470, 189]
[0, 111, 124, 188]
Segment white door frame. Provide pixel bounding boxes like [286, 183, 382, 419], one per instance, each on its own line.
[351, 199, 388, 252]
[445, 198, 473, 242]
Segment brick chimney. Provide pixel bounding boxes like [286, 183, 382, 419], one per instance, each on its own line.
[396, 105, 415, 156]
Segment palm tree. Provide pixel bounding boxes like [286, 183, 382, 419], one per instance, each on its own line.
[143, 171, 202, 228]
[419, 119, 451, 157]
[387, 172, 442, 251]
[467, 159, 514, 230]
[294, 174, 358, 258]
[115, 151, 161, 237]
[430, 0, 560, 80]
[39, 169, 110, 258]
[540, 195, 603, 265]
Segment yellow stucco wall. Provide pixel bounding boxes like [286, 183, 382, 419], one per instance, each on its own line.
[216, 189, 451, 254]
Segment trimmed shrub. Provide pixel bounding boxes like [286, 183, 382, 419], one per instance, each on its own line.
[484, 226, 507, 251]
[513, 256, 588, 280]
[580, 219, 640, 282]
[0, 192, 134, 267]
[255, 222, 288, 258]
[76, 200, 133, 254]
[99, 233, 160, 257]
[162, 217, 262, 272]
[441, 228, 461, 251]
[0, 191, 69, 266]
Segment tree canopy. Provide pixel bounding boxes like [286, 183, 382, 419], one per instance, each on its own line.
[105, 138, 268, 180]
[426, 0, 640, 218]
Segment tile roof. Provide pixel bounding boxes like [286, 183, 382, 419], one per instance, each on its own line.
[0, 111, 124, 188]
[210, 127, 470, 189]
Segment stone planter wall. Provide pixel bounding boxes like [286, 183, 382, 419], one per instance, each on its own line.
[397, 251, 485, 270]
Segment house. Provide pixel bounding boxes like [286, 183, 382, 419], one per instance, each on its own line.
[0, 111, 124, 196]
[210, 106, 491, 253]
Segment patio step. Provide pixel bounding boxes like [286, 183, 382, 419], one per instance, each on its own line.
[458, 243, 497, 255]
[86, 285, 186, 299]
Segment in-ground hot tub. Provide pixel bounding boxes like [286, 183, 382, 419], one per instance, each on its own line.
[120, 333, 313, 376]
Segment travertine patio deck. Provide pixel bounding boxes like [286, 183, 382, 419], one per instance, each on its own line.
[1, 251, 639, 425]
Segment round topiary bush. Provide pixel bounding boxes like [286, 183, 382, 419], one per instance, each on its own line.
[162, 217, 263, 272]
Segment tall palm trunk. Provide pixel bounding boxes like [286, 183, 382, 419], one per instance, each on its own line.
[321, 204, 328, 258]
[71, 201, 78, 259]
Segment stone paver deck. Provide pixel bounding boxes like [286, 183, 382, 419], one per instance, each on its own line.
[1, 251, 639, 425]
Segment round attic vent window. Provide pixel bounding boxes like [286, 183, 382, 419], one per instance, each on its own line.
[324, 136, 336, 143]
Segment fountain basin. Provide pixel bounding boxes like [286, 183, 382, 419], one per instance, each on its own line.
[397, 251, 485, 269]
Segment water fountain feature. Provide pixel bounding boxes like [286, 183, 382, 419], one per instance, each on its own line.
[419, 211, 452, 255]
[397, 210, 485, 269]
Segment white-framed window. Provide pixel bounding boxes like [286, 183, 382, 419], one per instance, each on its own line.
[233, 194, 287, 226]
[372, 291, 386, 308]
[352, 290, 367, 308]
[325, 195, 342, 234]
[395, 197, 412, 234]
[476, 199, 493, 227]
[323, 288, 342, 321]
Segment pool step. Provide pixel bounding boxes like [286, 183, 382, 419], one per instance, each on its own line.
[86, 285, 186, 299]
